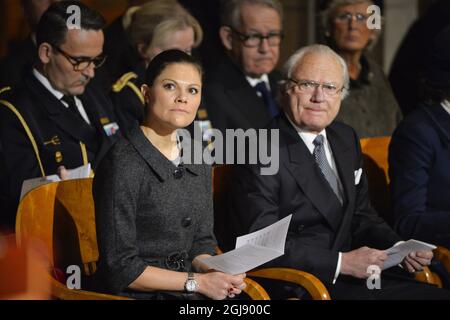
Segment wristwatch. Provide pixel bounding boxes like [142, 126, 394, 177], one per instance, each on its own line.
[184, 272, 198, 292]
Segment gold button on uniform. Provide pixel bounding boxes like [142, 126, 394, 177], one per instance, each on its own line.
[55, 151, 63, 163]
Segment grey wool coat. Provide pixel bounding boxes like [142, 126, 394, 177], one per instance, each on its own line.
[93, 125, 216, 298]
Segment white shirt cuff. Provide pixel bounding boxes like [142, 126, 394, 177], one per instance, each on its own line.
[332, 252, 342, 284]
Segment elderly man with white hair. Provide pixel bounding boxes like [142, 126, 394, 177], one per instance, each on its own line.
[226, 44, 450, 299]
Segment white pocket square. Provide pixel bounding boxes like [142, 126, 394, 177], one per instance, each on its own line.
[354, 168, 363, 185]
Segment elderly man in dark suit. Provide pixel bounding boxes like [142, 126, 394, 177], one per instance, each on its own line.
[203, 0, 283, 133]
[0, 1, 120, 230]
[226, 44, 450, 299]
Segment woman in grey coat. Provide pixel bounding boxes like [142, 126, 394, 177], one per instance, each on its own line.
[93, 50, 246, 300]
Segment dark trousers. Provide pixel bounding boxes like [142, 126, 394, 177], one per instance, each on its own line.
[251, 268, 450, 300]
[328, 275, 450, 300]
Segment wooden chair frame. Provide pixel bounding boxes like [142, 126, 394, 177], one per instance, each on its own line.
[16, 179, 268, 300]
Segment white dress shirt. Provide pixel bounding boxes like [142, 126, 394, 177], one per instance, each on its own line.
[33, 68, 91, 125]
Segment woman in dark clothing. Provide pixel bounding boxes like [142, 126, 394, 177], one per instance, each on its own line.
[389, 27, 450, 249]
[94, 50, 246, 300]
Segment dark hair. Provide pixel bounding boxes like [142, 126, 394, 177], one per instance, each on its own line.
[36, 1, 106, 47]
[145, 49, 203, 86]
[420, 80, 450, 105]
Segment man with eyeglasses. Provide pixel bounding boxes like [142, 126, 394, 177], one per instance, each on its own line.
[0, 1, 120, 231]
[224, 45, 450, 299]
[203, 0, 283, 134]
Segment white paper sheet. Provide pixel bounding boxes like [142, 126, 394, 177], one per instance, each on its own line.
[235, 215, 292, 253]
[20, 163, 91, 200]
[201, 215, 292, 274]
[383, 239, 437, 270]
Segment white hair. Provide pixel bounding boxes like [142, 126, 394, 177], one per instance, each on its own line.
[320, 0, 382, 51]
[220, 0, 283, 29]
[283, 44, 350, 99]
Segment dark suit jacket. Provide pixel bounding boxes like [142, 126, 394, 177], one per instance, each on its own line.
[0, 72, 120, 229]
[389, 103, 450, 248]
[203, 55, 282, 133]
[225, 114, 401, 284]
[93, 125, 216, 298]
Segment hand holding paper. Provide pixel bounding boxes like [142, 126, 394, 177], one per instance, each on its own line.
[20, 163, 92, 200]
[201, 215, 292, 275]
[383, 239, 436, 270]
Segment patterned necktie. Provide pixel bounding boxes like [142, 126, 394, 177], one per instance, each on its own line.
[61, 95, 84, 121]
[313, 134, 343, 205]
[254, 81, 279, 117]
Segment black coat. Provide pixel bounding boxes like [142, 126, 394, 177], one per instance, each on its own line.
[0, 72, 120, 229]
[93, 125, 216, 298]
[389, 103, 450, 248]
[203, 55, 282, 133]
[225, 114, 401, 284]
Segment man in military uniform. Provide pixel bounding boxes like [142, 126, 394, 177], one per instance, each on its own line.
[0, 1, 120, 230]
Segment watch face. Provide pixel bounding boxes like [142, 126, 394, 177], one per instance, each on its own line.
[186, 280, 198, 292]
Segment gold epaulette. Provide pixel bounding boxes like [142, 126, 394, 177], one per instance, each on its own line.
[111, 72, 145, 106]
[0, 99, 46, 177]
[112, 72, 138, 92]
[0, 87, 11, 95]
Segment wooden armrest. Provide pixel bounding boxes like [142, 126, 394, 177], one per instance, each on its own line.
[414, 266, 442, 288]
[243, 278, 270, 300]
[248, 268, 331, 300]
[434, 246, 450, 275]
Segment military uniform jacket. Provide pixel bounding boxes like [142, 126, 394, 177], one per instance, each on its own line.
[0, 72, 121, 228]
[110, 66, 146, 136]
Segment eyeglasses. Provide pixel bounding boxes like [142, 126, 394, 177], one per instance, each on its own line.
[53, 46, 107, 71]
[288, 78, 346, 96]
[230, 28, 283, 48]
[334, 12, 369, 24]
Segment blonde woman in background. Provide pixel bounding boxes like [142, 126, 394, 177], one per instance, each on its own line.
[110, 0, 203, 135]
